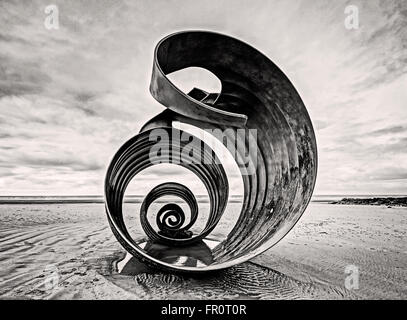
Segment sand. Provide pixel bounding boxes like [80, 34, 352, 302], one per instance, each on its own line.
[0, 202, 405, 300]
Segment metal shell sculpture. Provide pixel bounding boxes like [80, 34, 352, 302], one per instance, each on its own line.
[105, 31, 317, 272]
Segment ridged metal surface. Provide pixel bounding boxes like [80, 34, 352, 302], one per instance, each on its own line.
[105, 31, 317, 272]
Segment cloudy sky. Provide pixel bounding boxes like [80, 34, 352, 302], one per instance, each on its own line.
[0, 0, 406, 195]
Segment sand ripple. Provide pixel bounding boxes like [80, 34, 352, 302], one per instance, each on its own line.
[0, 203, 405, 299]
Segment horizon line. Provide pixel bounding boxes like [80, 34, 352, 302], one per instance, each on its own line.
[0, 194, 406, 197]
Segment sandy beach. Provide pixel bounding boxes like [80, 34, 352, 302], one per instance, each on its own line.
[0, 202, 405, 300]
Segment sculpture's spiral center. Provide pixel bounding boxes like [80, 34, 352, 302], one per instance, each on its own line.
[141, 182, 198, 241]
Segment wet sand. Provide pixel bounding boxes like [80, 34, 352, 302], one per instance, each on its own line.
[0, 203, 405, 299]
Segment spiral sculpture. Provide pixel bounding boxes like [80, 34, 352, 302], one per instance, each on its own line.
[105, 31, 317, 272]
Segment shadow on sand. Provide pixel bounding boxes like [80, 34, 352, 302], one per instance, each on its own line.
[96, 243, 355, 300]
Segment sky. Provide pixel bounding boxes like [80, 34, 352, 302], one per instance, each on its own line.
[0, 0, 406, 196]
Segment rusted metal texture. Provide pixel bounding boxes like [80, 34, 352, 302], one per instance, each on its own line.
[105, 31, 317, 272]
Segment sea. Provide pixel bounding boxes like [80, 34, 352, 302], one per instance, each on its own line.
[0, 194, 405, 204]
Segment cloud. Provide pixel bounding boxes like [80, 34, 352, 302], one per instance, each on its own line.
[0, 0, 406, 195]
[367, 125, 407, 136]
[369, 167, 407, 181]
